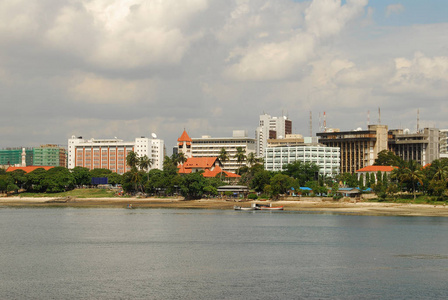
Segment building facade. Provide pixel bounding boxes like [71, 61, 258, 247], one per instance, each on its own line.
[256, 114, 292, 157]
[33, 144, 67, 167]
[0, 148, 33, 168]
[178, 130, 256, 174]
[68, 136, 165, 174]
[440, 129, 448, 158]
[317, 125, 389, 174]
[388, 128, 439, 166]
[264, 145, 340, 177]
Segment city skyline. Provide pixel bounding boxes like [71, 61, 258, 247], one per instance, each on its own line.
[1, 0, 447, 152]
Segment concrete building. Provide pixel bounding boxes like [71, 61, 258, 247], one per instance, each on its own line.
[264, 145, 340, 177]
[439, 129, 448, 159]
[388, 128, 439, 166]
[33, 144, 67, 167]
[0, 148, 33, 168]
[178, 130, 256, 174]
[256, 114, 292, 157]
[317, 125, 389, 174]
[68, 135, 165, 174]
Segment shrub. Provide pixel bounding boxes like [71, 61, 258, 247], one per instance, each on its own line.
[247, 193, 258, 200]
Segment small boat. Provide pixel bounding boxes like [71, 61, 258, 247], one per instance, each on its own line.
[259, 206, 284, 210]
[234, 205, 257, 211]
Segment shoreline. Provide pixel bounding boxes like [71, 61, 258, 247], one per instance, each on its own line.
[1, 196, 448, 217]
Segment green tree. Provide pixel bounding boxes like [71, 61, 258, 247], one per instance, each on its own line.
[234, 147, 246, 174]
[283, 161, 320, 186]
[270, 173, 293, 199]
[392, 160, 424, 199]
[218, 148, 229, 180]
[126, 151, 138, 170]
[179, 172, 207, 200]
[25, 168, 48, 192]
[90, 168, 113, 177]
[43, 167, 75, 193]
[374, 150, 403, 166]
[250, 169, 273, 193]
[71, 167, 91, 186]
[246, 152, 257, 168]
[138, 155, 152, 172]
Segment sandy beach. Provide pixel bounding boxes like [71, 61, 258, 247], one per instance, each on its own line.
[1, 196, 448, 217]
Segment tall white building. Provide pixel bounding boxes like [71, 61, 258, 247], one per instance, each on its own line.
[68, 135, 165, 174]
[177, 130, 256, 173]
[256, 114, 292, 157]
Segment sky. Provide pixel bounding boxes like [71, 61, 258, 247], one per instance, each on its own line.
[1, 0, 447, 154]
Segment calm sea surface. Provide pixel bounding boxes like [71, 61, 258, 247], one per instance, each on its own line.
[1, 208, 448, 299]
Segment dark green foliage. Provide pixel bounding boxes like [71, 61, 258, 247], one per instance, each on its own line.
[374, 150, 403, 166]
[179, 172, 207, 200]
[25, 168, 48, 192]
[90, 168, 113, 177]
[247, 193, 258, 200]
[43, 167, 75, 193]
[270, 174, 293, 198]
[72, 167, 92, 186]
[283, 161, 320, 186]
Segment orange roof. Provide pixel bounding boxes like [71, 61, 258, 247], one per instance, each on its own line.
[202, 165, 240, 178]
[182, 157, 218, 169]
[177, 130, 192, 142]
[6, 166, 54, 173]
[356, 166, 396, 173]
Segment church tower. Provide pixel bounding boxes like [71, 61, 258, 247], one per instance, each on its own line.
[177, 130, 193, 159]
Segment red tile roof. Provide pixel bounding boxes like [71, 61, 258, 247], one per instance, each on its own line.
[6, 166, 54, 173]
[356, 166, 396, 172]
[202, 165, 240, 178]
[177, 130, 192, 142]
[182, 157, 218, 169]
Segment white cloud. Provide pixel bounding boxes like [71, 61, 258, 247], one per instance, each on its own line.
[224, 0, 368, 81]
[386, 4, 404, 17]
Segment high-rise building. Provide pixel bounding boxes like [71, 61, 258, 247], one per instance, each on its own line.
[388, 128, 439, 166]
[317, 125, 389, 174]
[68, 135, 165, 174]
[439, 129, 448, 158]
[256, 114, 292, 157]
[33, 144, 67, 167]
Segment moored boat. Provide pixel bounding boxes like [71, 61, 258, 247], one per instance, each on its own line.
[259, 206, 283, 210]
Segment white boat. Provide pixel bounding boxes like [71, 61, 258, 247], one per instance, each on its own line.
[234, 205, 257, 211]
[259, 205, 284, 210]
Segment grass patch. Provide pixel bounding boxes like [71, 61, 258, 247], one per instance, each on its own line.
[368, 194, 448, 205]
[19, 188, 119, 198]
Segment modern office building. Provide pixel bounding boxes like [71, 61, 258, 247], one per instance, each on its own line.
[256, 114, 292, 157]
[68, 135, 165, 174]
[439, 129, 448, 158]
[178, 130, 256, 174]
[33, 144, 67, 167]
[264, 145, 340, 177]
[388, 128, 439, 166]
[0, 148, 33, 168]
[317, 125, 389, 174]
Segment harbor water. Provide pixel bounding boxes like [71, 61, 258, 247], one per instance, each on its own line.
[1, 208, 448, 299]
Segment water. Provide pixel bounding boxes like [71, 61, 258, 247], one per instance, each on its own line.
[1, 208, 448, 299]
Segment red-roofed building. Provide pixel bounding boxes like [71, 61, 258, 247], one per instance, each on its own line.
[6, 166, 54, 173]
[178, 157, 240, 181]
[177, 130, 193, 159]
[356, 165, 396, 184]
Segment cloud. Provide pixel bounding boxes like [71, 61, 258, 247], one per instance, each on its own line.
[386, 4, 405, 17]
[68, 72, 157, 104]
[224, 0, 368, 81]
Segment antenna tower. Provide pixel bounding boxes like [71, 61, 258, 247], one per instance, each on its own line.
[367, 110, 370, 127]
[323, 111, 327, 131]
[309, 111, 312, 137]
[378, 107, 381, 124]
[417, 108, 420, 132]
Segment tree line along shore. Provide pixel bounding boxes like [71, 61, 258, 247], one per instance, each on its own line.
[1, 151, 448, 208]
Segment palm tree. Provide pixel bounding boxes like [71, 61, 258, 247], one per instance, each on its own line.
[398, 160, 424, 200]
[138, 155, 152, 181]
[126, 151, 138, 171]
[176, 152, 187, 166]
[218, 148, 229, 180]
[246, 152, 257, 168]
[234, 147, 246, 175]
